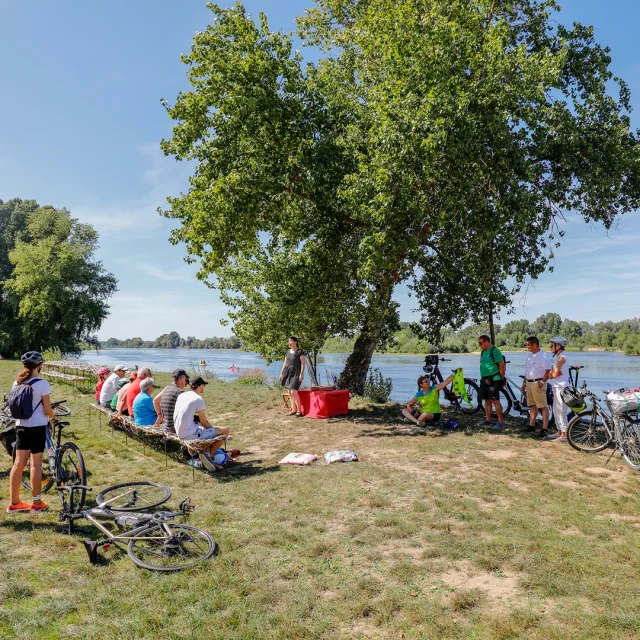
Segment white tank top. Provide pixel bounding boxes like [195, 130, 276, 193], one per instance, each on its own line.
[552, 351, 569, 386]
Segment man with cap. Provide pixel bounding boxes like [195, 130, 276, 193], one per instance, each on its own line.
[100, 364, 127, 407]
[153, 368, 190, 435]
[173, 376, 230, 468]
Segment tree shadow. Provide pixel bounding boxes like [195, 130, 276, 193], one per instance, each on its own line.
[348, 404, 405, 426]
[213, 459, 281, 483]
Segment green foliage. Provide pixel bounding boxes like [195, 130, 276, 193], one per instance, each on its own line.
[0, 199, 117, 357]
[364, 367, 393, 403]
[104, 332, 241, 349]
[236, 367, 269, 385]
[160, 1, 640, 392]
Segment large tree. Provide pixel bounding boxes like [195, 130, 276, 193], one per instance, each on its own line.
[160, 0, 640, 393]
[0, 199, 117, 357]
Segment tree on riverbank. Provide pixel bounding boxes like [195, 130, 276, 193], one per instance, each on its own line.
[0, 199, 117, 357]
[160, 1, 640, 394]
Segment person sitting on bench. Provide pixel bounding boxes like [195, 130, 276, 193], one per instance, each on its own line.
[402, 373, 454, 427]
[173, 376, 230, 469]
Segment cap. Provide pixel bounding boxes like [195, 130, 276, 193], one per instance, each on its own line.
[172, 368, 189, 380]
[97, 367, 110, 375]
[114, 364, 127, 372]
[117, 379, 129, 388]
[190, 376, 208, 388]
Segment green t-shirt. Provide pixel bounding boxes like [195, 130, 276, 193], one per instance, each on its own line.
[480, 346, 503, 381]
[415, 386, 441, 414]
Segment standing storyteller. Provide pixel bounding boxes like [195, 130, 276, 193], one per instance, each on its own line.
[279, 336, 306, 416]
[7, 351, 56, 513]
[477, 334, 506, 430]
[522, 336, 552, 438]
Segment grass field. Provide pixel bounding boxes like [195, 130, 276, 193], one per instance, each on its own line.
[1, 360, 640, 639]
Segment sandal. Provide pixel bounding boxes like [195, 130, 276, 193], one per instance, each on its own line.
[295, 412, 303, 417]
[287, 411, 297, 416]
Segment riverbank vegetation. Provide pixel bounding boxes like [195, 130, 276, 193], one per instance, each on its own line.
[0, 198, 117, 357]
[1, 359, 640, 638]
[101, 331, 241, 350]
[324, 314, 640, 357]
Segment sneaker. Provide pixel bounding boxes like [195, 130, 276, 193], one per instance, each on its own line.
[416, 421, 428, 428]
[534, 428, 549, 439]
[199, 452, 218, 472]
[543, 430, 561, 441]
[556, 435, 568, 444]
[478, 419, 493, 427]
[186, 458, 203, 469]
[523, 424, 536, 432]
[6, 500, 31, 513]
[30, 500, 48, 513]
[492, 421, 506, 431]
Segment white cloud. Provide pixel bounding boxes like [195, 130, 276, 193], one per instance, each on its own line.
[135, 262, 193, 282]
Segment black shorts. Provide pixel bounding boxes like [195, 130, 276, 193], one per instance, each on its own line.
[479, 376, 503, 401]
[411, 408, 441, 423]
[15, 425, 47, 454]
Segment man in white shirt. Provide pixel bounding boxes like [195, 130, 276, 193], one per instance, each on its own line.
[521, 336, 552, 437]
[173, 376, 230, 468]
[100, 365, 127, 407]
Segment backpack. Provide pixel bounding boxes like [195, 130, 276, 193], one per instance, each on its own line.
[488, 346, 506, 375]
[8, 378, 43, 419]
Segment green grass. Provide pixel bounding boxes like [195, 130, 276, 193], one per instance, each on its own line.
[1, 360, 640, 638]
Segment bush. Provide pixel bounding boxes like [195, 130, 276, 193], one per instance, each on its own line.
[236, 367, 269, 385]
[364, 367, 393, 403]
[187, 363, 220, 382]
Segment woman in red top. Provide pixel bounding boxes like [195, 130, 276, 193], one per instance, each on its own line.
[95, 368, 109, 405]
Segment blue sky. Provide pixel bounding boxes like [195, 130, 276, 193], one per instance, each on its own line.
[1, 0, 639, 340]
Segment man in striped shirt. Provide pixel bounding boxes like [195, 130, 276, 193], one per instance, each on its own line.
[153, 369, 189, 435]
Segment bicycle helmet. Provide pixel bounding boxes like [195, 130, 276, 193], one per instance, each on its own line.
[20, 351, 44, 367]
[549, 336, 568, 348]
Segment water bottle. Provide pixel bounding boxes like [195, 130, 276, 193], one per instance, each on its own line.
[333, 376, 338, 389]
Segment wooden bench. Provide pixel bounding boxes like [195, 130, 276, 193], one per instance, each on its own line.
[89, 404, 229, 476]
[42, 371, 89, 383]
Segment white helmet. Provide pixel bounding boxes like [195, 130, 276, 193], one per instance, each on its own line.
[549, 336, 568, 348]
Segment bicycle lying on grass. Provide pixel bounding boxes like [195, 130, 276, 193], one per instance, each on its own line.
[58, 481, 216, 571]
[566, 384, 640, 471]
[423, 355, 480, 415]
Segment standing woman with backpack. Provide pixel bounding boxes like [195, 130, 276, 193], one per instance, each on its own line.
[7, 352, 56, 513]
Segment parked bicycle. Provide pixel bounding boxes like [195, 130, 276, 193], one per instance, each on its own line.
[566, 384, 640, 471]
[489, 363, 584, 428]
[58, 481, 216, 571]
[11, 403, 86, 508]
[1, 396, 71, 456]
[423, 355, 480, 415]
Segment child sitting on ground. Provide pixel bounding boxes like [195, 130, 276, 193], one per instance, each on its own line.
[402, 373, 455, 427]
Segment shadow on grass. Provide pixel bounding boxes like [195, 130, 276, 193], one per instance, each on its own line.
[214, 459, 281, 483]
[348, 404, 405, 425]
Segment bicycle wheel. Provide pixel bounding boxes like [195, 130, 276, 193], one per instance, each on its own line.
[14, 445, 54, 493]
[96, 482, 171, 511]
[127, 523, 216, 571]
[488, 387, 513, 419]
[456, 379, 481, 415]
[53, 404, 72, 417]
[567, 410, 612, 453]
[618, 417, 640, 471]
[57, 442, 87, 510]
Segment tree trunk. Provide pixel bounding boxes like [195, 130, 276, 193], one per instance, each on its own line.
[488, 298, 496, 346]
[339, 279, 394, 395]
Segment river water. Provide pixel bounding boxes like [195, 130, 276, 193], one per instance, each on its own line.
[77, 349, 640, 403]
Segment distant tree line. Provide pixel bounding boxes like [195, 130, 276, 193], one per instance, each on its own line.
[103, 331, 241, 350]
[322, 314, 640, 356]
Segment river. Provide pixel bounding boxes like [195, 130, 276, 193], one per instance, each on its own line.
[77, 349, 640, 403]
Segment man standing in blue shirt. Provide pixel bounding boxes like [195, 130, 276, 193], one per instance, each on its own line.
[478, 335, 506, 429]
